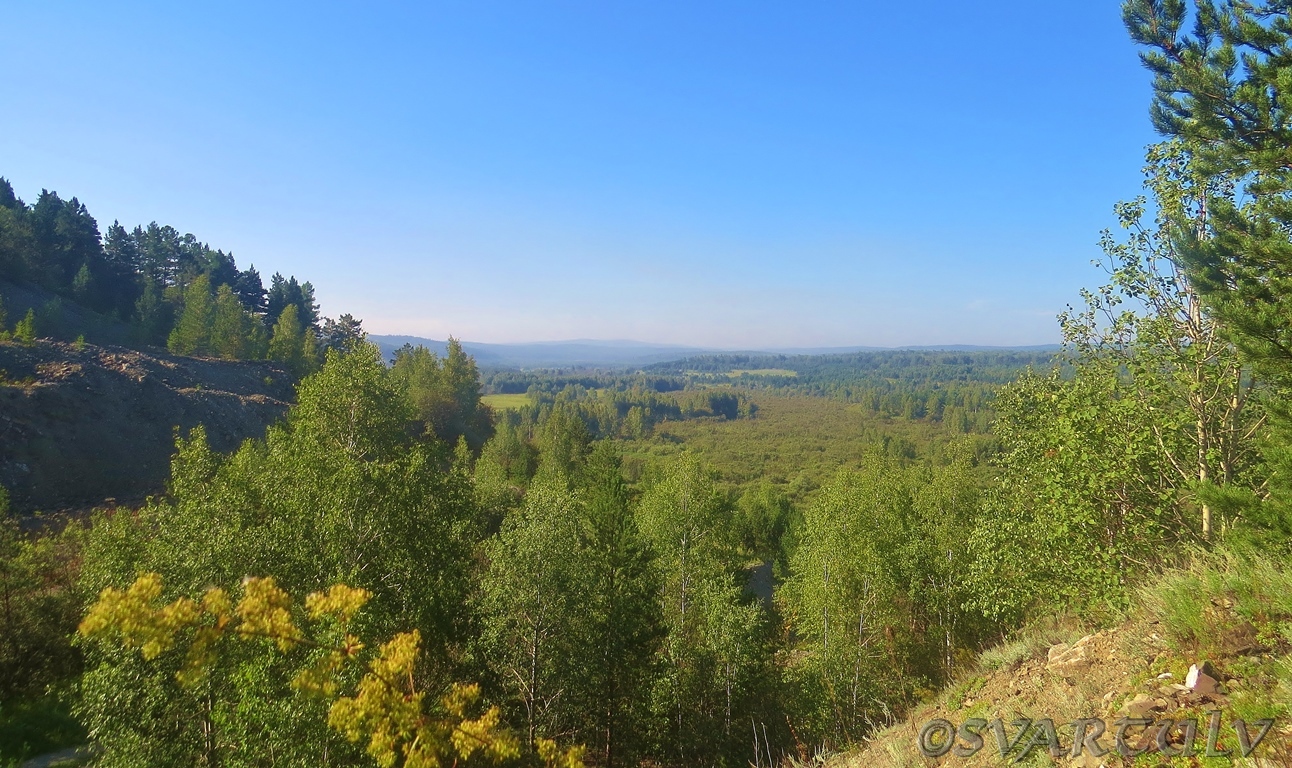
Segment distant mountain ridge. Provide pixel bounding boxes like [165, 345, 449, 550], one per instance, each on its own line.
[369, 335, 1060, 369]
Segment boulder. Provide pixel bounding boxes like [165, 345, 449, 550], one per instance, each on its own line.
[1186, 663, 1219, 695]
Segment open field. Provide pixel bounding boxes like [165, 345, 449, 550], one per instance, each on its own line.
[481, 393, 531, 410]
[618, 392, 984, 501]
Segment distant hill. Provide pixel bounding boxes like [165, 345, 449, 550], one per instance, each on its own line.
[370, 335, 1061, 369]
[369, 336, 720, 368]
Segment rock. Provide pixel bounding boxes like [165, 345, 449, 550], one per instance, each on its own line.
[1186, 664, 1220, 695]
[1156, 672, 1173, 679]
[1120, 693, 1163, 719]
[1047, 638, 1094, 676]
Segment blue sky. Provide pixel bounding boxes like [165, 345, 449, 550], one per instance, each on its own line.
[2, 2, 1158, 348]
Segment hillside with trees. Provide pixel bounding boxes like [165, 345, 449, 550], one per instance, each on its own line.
[0, 178, 364, 375]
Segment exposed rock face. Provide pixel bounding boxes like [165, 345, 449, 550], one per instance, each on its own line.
[0, 339, 294, 513]
[1045, 633, 1098, 677]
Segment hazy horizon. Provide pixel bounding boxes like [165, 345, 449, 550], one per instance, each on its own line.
[368, 333, 1061, 352]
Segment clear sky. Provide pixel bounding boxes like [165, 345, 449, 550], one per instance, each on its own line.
[1, 2, 1159, 348]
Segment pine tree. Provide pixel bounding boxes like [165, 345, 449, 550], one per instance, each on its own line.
[233, 265, 267, 314]
[132, 278, 172, 347]
[167, 274, 214, 355]
[72, 262, 93, 302]
[320, 314, 365, 353]
[1124, 1, 1292, 545]
[14, 309, 36, 344]
[1124, 2, 1292, 376]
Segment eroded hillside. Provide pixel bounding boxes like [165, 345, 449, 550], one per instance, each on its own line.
[0, 339, 293, 513]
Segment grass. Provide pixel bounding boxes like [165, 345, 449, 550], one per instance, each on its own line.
[976, 639, 1031, 673]
[481, 393, 531, 410]
[1139, 549, 1292, 659]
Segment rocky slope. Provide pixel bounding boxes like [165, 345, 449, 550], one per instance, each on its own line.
[0, 339, 293, 513]
[831, 611, 1292, 767]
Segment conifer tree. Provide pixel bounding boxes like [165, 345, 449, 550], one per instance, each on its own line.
[132, 278, 171, 347]
[1124, 1, 1292, 544]
[13, 308, 35, 344]
[209, 283, 251, 359]
[269, 303, 308, 376]
[167, 274, 214, 355]
[71, 262, 93, 302]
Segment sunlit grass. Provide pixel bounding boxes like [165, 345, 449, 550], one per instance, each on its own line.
[481, 393, 531, 410]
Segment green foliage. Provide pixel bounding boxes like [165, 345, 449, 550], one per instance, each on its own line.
[1124, 2, 1292, 554]
[639, 349, 1054, 430]
[71, 263, 92, 302]
[131, 278, 171, 347]
[0, 177, 327, 359]
[635, 454, 775, 765]
[478, 480, 591, 746]
[574, 443, 663, 767]
[0, 697, 84, 765]
[166, 274, 215, 356]
[533, 403, 591, 482]
[75, 347, 482, 765]
[0, 490, 86, 763]
[78, 573, 579, 768]
[13, 309, 35, 344]
[320, 313, 365, 354]
[268, 303, 319, 377]
[966, 144, 1270, 624]
[965, 371, 1167, 622]
[476, 444, 663, 765]
[209, 283, 262, 360]
[734, 482, 793, 563]
[389, 339, 494, 452]
[621, 393, 974, 505]
[1124, 1, 1292, 384]
[779, 451, 982, 747]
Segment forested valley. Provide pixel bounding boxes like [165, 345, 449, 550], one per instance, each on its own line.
[6, 3, 1292, 766]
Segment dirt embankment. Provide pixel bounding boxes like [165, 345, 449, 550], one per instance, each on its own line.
[0, 339, 294, 513]
[832, 615, 1292, 768]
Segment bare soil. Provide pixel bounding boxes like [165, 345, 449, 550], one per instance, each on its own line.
[0, 339, 293, 514]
